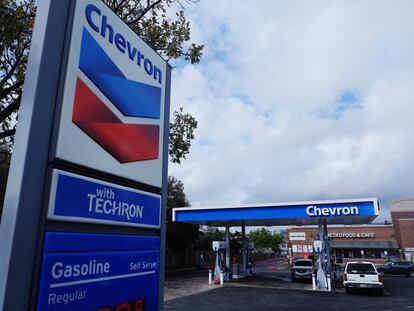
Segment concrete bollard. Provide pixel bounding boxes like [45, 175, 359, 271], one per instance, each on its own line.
[327, 274, 331, 292]
[208, 270, 212, 285]
[220, 272, 224, 285]
[312, 273, 316, 290]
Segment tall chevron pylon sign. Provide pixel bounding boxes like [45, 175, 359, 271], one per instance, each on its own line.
[72, 28, 161, 163]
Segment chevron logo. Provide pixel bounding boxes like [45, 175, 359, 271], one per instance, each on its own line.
[72, 28, 161, 163]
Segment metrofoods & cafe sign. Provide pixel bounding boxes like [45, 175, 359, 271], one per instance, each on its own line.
[328, 232, 375, 239]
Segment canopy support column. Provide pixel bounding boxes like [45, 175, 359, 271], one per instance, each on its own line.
[323, 219, 332, 278]
[225, 226, 230, 268]
[242, 224, 247, 277]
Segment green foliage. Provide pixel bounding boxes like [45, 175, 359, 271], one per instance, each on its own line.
[166, 176, 199, 251]
[167, 175, 189, 221]
[195, 230, 224, 251]
[195, 230, 242, 254]
[0, 0, 35, 151]
[105, 0, 204, 64]
[249, 228, 283, 253]
[169, 107, 197, 164]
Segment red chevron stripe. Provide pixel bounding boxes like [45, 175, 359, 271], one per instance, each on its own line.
[72, 78, 159, 163]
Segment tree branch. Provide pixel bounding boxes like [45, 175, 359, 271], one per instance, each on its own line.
[0, 129, 16, 141]
[127, 0, 163, 25]
[0, 80, 24, 100]
[0, 95, 21, 124]
[113, 0, 128, 13]
[0, 44, 28, 90]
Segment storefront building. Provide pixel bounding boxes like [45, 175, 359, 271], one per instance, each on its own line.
[391, 198, 414, 261]
[287, 224, 398, 265]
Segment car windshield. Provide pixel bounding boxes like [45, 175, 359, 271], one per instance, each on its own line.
[295, 260, 312, 266]
[346, 263, 376, 274]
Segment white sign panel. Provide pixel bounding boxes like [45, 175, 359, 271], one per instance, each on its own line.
[212, 241, 226, 251]
[55, 0, 167, 187]
[289, 232, 306, 241]
[313, 240, 322, 253]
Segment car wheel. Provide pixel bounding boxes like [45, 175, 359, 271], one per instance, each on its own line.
[408, 271, 414, 278]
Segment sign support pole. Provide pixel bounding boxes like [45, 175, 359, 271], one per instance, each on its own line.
[157, 64, 171, 310]
[0, 1, 71, 310]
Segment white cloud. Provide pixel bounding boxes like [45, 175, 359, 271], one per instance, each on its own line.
[169, 1, 414, 222]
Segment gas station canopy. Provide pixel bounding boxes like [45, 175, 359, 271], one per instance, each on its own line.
[173, 198, 379, 227]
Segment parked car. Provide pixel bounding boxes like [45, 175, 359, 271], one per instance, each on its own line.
[343, 262, 383, 295]
[289, 257, 304, 266]
[377, 261, 414, 278]
[291, 259, 314, 281]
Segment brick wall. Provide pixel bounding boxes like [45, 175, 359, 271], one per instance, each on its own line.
[391, 211, 414, 249]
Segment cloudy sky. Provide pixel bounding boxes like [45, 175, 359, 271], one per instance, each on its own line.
[168, 0, 414, 222]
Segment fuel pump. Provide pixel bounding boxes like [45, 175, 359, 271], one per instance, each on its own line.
[246, 242, 256, 276]
[314, 239, 327, 289]
[212, 241, 226, 283]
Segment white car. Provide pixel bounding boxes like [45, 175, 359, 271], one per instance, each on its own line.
[343, 261, 384, 295]
[291, 259, 314, 281]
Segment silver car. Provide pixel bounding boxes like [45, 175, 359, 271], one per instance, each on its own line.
[291, 259, 314, 281]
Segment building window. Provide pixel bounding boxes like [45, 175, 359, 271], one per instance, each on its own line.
[364, 250, 375, 258]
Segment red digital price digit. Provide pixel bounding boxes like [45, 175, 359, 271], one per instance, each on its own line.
[135, 299, 143, 311]
[97, 298, 144, 311]
[115, 303, 131, 311]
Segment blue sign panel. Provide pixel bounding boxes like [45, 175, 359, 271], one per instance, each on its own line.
[37, 232, 160, 311]
[48, 170, 161, 228]
[175, 200, 378, 223]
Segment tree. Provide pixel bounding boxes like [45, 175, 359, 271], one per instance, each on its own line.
[166, 176, 199, 251]
[195, 229, 223, 251]
[195, 230, 242, 255]
[0, 0, 35, 151]
[249, 228, 283, 253]
[0, 0, 202, 157]
[106, 0, 204, 64]
[0, 0, 203, 215]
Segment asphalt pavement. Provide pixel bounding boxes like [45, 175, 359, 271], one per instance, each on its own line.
[164, 273, 414, 311]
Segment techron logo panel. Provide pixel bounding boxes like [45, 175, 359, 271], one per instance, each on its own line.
[48, 169, 161, 228]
